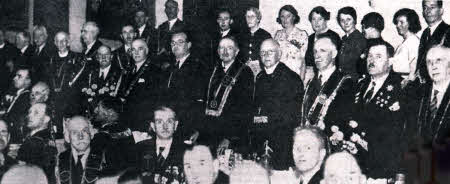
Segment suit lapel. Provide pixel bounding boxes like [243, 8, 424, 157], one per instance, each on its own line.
[431, 83, 450, 126]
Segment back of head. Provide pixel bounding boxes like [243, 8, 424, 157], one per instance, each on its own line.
[229, 161, 269, 184]
[1, 164, 48, 184]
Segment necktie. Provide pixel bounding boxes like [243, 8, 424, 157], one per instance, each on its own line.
[132, 65, 137, 74]
[157, 147, 166, 168]
[35, 47, 40, 55]
[423, 28, 431, 43]
[364, 81, 376, 103]
[100, 71, 105, 80]
[74, 154, 84, 184]
[429, 90, 439, 120]
[318, 74, 323, 87]
[126, 48, 132, 56]
[175, 60, 180, 69]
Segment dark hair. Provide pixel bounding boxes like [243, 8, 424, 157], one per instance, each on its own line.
[293, 125, 329, 153]
[17, 30, 31, 40]
[121, 23, 135, 32]
[393, 8, 422, 34]
[98, 96, 123, 113]
[153, 105, 177, 120]
[135, 8, 146, 16]
[368, 39, 395, 57]
[361, 12, 385, 31]
[309, 6, 330, 22]
[184, 143, 217, 159]
[171, 30, 192, 43]
[216, 8, 232, 19]
[277, 5, 300, 25]
[118, 168, 143, 184]
[316, 33, 340, 51]
[337, 6, 357, 24]
[218, 36, 239, 48]
[15, 65, 33, 82]
[422, 0, 443, 8]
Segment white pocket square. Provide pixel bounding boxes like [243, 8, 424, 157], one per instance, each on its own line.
[138, 78, 145, 83]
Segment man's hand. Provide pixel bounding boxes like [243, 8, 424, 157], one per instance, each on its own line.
[217, 139, 230, 156]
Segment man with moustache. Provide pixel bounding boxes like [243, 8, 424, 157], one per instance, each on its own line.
[302, 35, 354, 131]
[157, 0, 185, 56]
[252, 39, 303, 170]
[210, 9, 239, 62]
[203, 37, 253, 154]
[122, 39, 166, 131]
[114, 24, 137, 71]
[416, 0, 450, 82]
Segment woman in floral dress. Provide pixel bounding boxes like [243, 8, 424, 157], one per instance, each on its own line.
[274, 5, 309, 85]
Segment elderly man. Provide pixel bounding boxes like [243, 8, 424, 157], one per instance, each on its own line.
[417, 0, 450, 82]
[81, 21, 104, 62]
[59, 116, 118, 184]
[15, 31, 34, 66]
[30, 82, 50, 105]
[134, 105, 186, 183]
[1, 66, 32, 143]
[321, 151, 367, 184]
[271, 126, 327, 184]
[203, 37, 253, 154]
[252, 39, 303, 170]
[302, 35, 354, 130]
[122, 39, 166, 131]
[114, 24, 137, 71]
[0, 120, 17, 178]
[31, 25, 56, 83]
[157, 0, 185, 55]
[17, 103, 57, 183]
[352, 41, 407, 178]
[337, 6, 367, 79]
[165, 31, 205, 136]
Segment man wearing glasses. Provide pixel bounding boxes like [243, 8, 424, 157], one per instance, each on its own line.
[252, 38, 303, 170]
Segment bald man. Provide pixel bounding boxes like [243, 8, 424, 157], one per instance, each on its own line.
[122, 39, 167, 131]
[321, 151, 367, 184]
[30, 82, 50, 105]
[252, 38, 303, 170]
[1, 164, 48, 184]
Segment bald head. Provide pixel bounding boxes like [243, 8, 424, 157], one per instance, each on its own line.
[54, 31, 69, 52]
[322, 151, 365, 184]
[30, 82, 50, 105]
[1, 164, 48, 184]
[260, 39, 281, 68]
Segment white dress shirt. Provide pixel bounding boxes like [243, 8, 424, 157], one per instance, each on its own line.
[432, 80, 450, 108]
[138, 24, 146, 37]
[429, 20, 443, 36]
[21, 45, 29, 54]
[99, 65, 111, 79]
[135, 60, 145, 72]
[365, 73, 389, 99]
[392, 35, 420, 75]
[318, 65, 336, 86]
[222, 60, 234, 73]
[71, 148, 91, 169]
[176, 53, 190, 69]
[264, 62, 280, 75]
[221, 29, 231, 38]
[37, 43, 46, 55]
[156, 138, 173, 159]
[168, 19, 177, 31]
[0, 43, 5, 49]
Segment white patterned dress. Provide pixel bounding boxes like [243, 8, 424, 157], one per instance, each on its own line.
[274, 27, 308, 76]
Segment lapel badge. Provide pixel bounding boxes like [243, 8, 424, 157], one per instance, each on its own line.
[387, 85, 394, 91]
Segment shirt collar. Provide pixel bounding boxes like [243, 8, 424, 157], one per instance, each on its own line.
[100, 65, 111, 76]
[222, 60, 234, 73]
[135, 60, 146, 71]
[177, 53, 190, 68]
[138, 24, 146, 33]
[21, 45, 29, 54]
[299, 165, 321, 184]
[264, 62, 280, 75]
[429, 20, 443, 35]
[86, 40, 96, 53]
[58, 50, 69, 57]
[169, 18, 177, 28]
[16, 88, 25, 96]
[38, 43, 46, 53]
[0, 43, 5, 49]
[156, 138, 173, 158]
[71, 148, 91, 168]
[318, 65, 336, 84]
[221, 29, 231, 37]
[124, 45, 131, 52]
[433, 79, 450, 94]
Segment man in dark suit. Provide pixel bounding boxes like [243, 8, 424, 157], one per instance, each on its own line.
[209, 9, 240, 63]
[164, 31, 206, 137]
[135, 106, 186, 183]
[31, 25, 57, 83]
[58, 116, 119, 184]
[157, 0, 185, 56]
[305, 6, 341, 70]
[121, 39, 167, 131]
[352, 41, 407, 178]
[302, 35, 354, 130]
[411, 45, 450, 144]
[81, 21, 104, 65]
[416, 0, 450, 82]
[252, 39, 303, 170]
[135, 9, 158, 56]
[114, 24, 137, 71]
[203, 37, 254, 154]
[1, 66, 32, 143]
[17, 103, 57, 183]
[0, 29, 20, 94]
[15, 31, 34, 67]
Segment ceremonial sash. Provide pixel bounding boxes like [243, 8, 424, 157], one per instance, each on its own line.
[205, 64, 246, 117]
[124, 61, 150, 97]
[6, 89, 29, 114]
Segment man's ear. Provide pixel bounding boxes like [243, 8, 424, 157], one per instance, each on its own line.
[331, 49, 338, 59]
[150, 122, 155, 132]
[230, 19, 234, 25]
[63, 120, 70, 143]
[187, 42, 192, 50]
[174, 120, 179, 130]
[44, 115, 51, 125]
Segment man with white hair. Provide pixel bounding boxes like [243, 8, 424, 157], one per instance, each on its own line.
[30, 82, 50, 105]
[81, 21, 103, 62]
[0, 120, 17, 178]
[31, 25, 56, 83]
[1, 164, 48, 184]
[321, 151, 367, 184]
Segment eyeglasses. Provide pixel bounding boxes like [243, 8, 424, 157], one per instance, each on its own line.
[96, 54, 111, 60]
[154, 118, 176, 125]
[171, 40, 187, 46]
[260, 50, 277, 56]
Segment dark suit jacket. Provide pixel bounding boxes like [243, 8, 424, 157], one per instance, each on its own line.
[0, 42, 20, 94]
[82, 40, 104, 67]
[157, 19, 185, 55]
[134, 137, 186, 174]
[163, 54, 207, 135]
[338, 30, 367, 77]
[30, 43, 57, 83]
[2, 88, 31, 143]
[136, 24, 158, 55]
[122, 58, 168, 130]
[252, 62, 304, 170]
[113, 45, 134, 71]
[409, 81, 450, 144]
[203, 60, 254, 151]
[417, 21, 450, 81]
[305, 29, 341, 69]
[352, 72, 407, 178]
[302, 69, 355, 127]
[16, 45, 34, 66]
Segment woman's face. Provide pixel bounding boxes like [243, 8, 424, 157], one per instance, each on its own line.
[246, 10, 259, 29]
[280, 10, 295, 28]
[395, 15, 410, 37]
